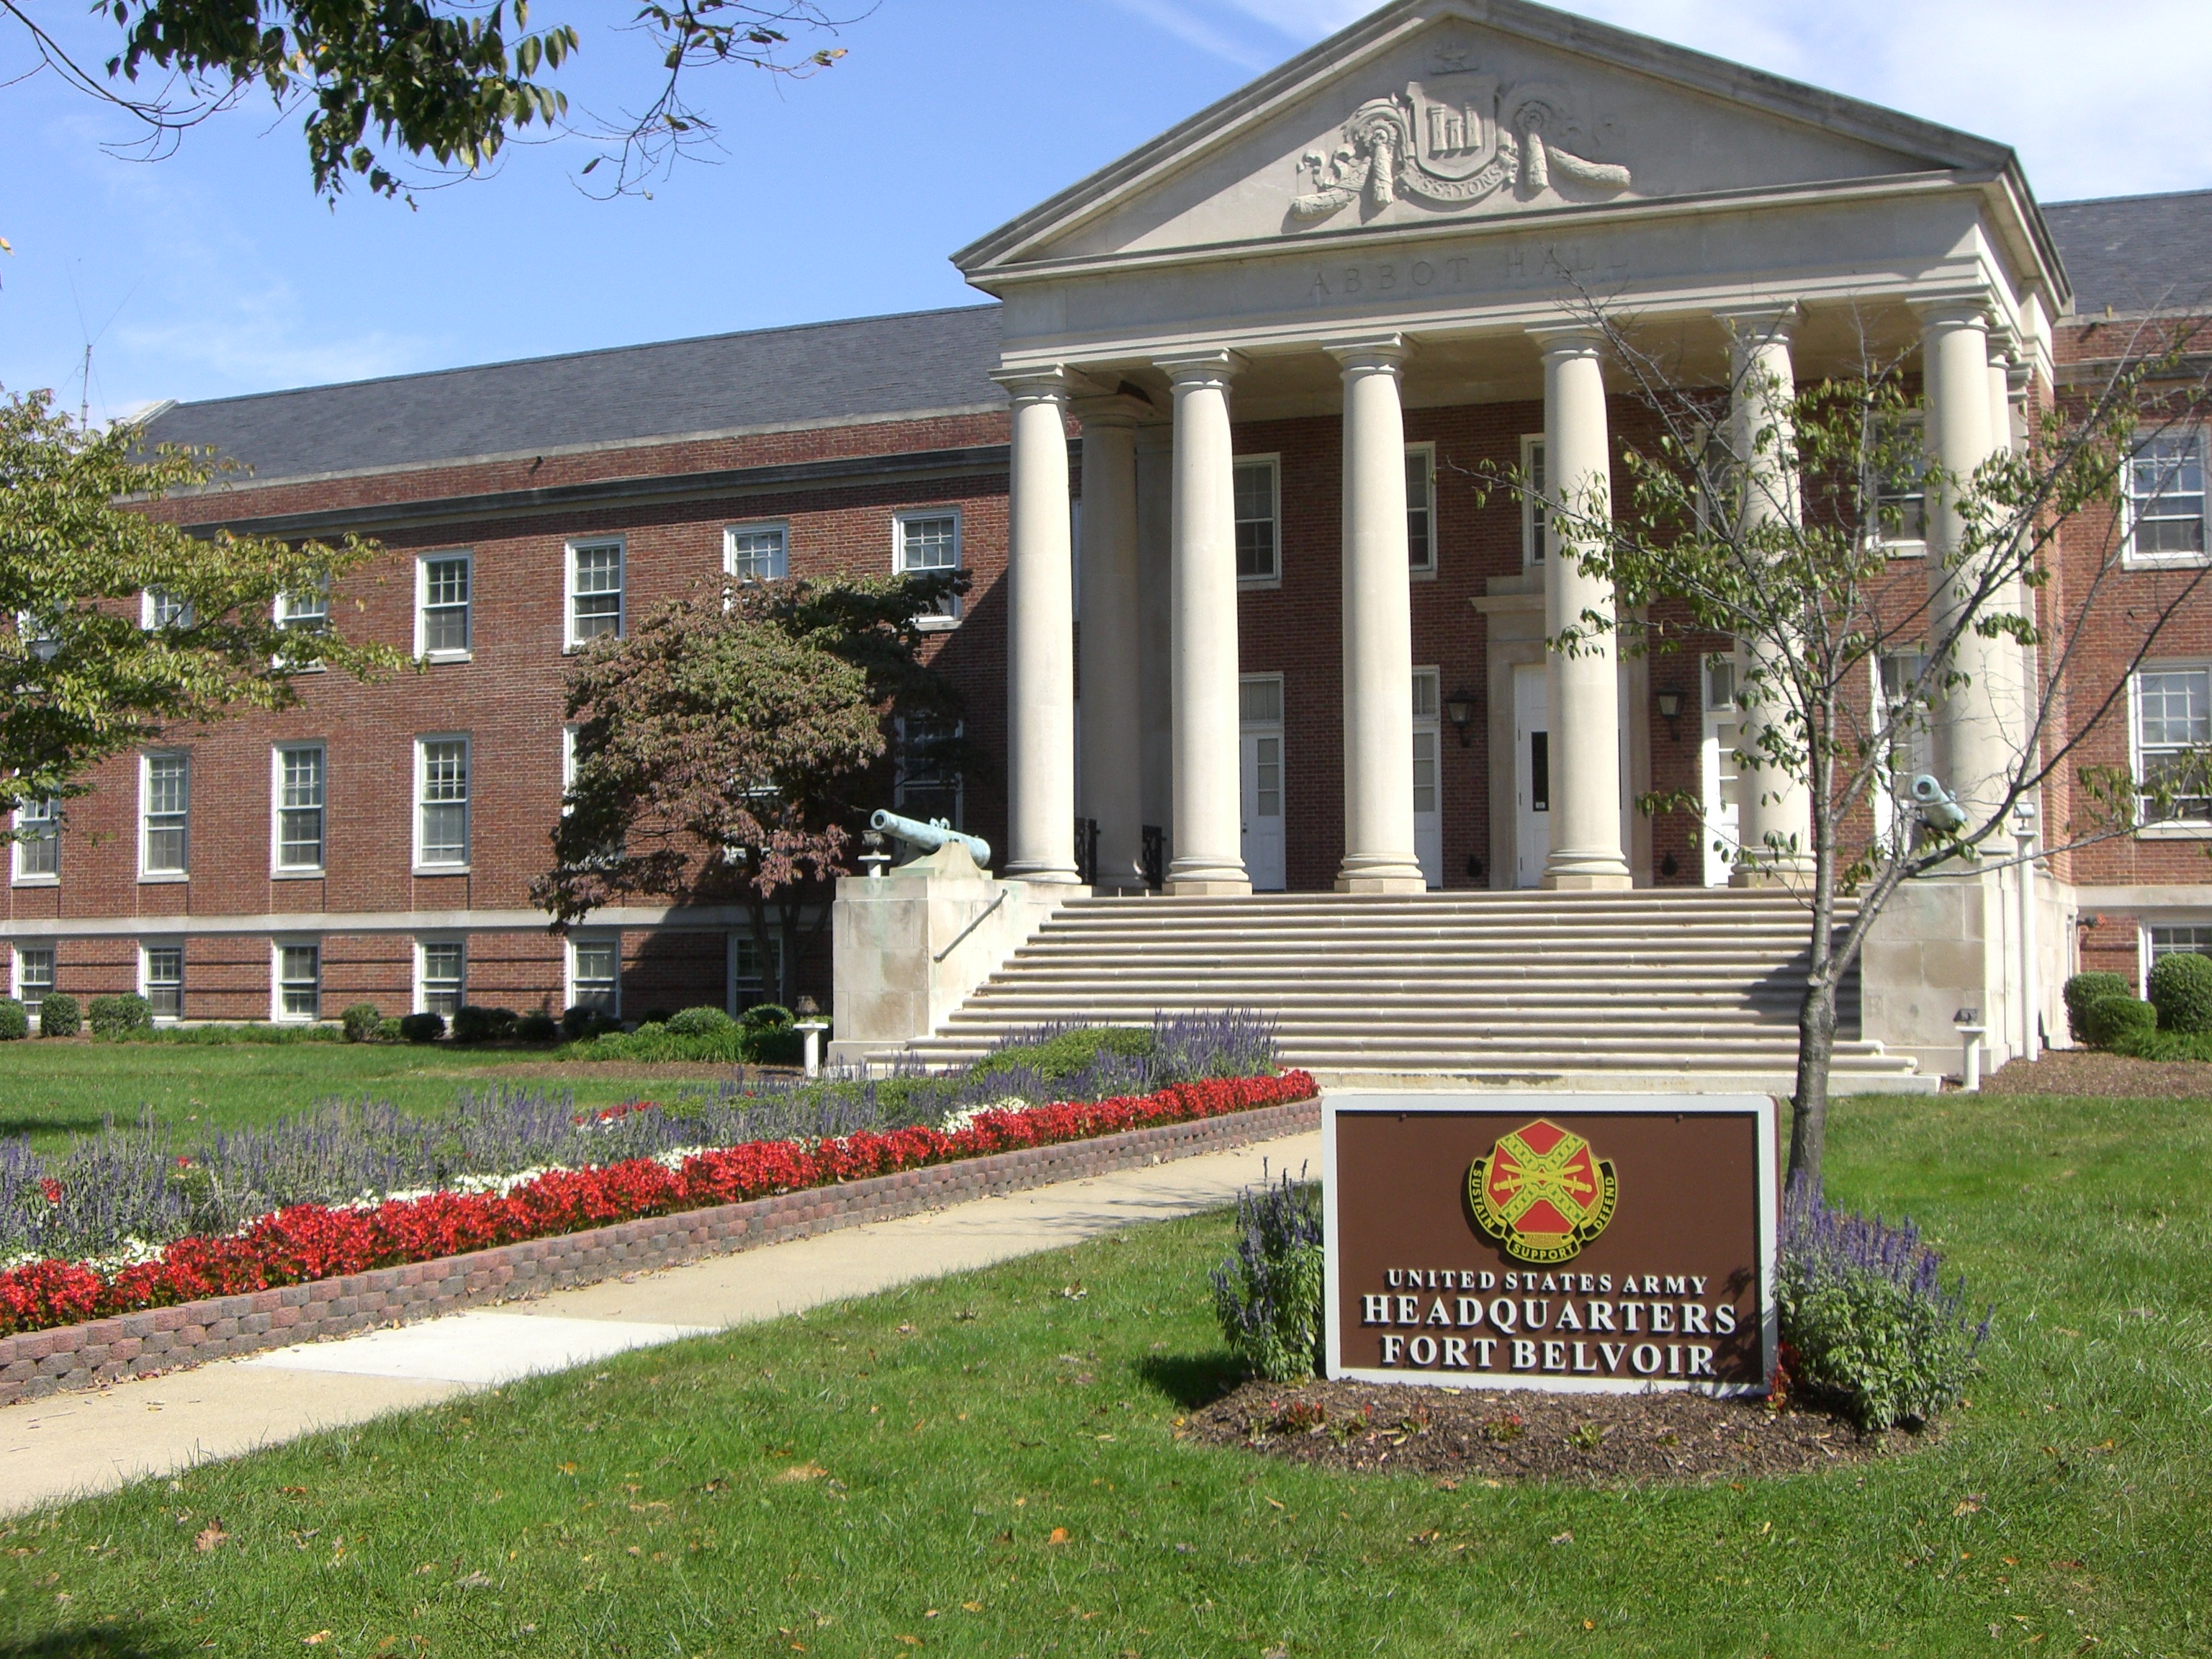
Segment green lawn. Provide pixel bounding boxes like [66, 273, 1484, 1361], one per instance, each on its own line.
[1, 1090, 2206, 1657]
[0, 1040, 714, 1149]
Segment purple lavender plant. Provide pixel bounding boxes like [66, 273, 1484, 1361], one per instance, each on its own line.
[1210, 1161, 1325, 1382]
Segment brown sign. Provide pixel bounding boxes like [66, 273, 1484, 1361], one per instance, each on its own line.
[1323, 1094, 1776, 1394]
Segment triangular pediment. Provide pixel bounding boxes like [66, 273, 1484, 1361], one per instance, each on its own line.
[956, 0, 2026, 276]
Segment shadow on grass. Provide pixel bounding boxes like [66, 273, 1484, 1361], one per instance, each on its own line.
[0, 1627, 185, 1658]
[1136, 1351, 1244, 1409]
[0, 1114, 118, 1141]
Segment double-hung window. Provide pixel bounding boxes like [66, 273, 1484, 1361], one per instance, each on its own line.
[143, 589, 193, 630]
[274, 745, 326, 873]
[726, 522, 789, 584]
[894, 511, 961, 623]
[418, 553, 472, 658]
[1233, 458, 1280, 584]
[567, 539, 624, 645]
[15, 947, 53, 1025]
[1868, 417, 1928, 554]
[142, 752, 189, 877]
[143, 945, 184, 1022]
[1406, 446, 1437, 574]
[569, 937, 620, 1016]
[274, 582, 330, 670]
[418, 940, 464, 1017]
[894, 716, 963, 829]
[2125, 429, 2210, 565]
[12, 796, 58, 882]
[416, 736, 471, 868]
[1521, 435, 1548, 569]
[2146, 922, 2212, 976]
[275, 943, 320, 1021]
[2134, 665, 2212, 823]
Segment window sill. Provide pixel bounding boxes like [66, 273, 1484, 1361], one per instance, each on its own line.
[422, 650, 474, 665]
[272, 868, 326, 881]
[138, 873, 189, 884]
[1410, 565, 1438, 583]
[1236, 577, 1282, 593]
[913, 615, 962, 634]
[1874, 543, 1927, 560]
[413, 865, 472, 877]
[2122, 554, 2212, 572]
[11, 876, 58, 889]
[2137, 822, 2212, 840]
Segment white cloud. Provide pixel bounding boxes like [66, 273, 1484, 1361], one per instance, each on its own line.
[1128, 0, 2212, 201]
[1102, 0, 1277, 68]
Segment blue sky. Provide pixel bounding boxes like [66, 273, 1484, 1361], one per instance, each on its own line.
[4, 0, 2207, 422]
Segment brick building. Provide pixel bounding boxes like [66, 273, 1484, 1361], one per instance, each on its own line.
[6, 0, 2211, 1065]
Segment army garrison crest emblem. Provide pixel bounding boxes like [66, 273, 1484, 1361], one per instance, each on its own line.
[1467, 1119, 1618, 1264]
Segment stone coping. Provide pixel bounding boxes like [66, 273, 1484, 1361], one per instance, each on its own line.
[0, 1097, 1320, 1406]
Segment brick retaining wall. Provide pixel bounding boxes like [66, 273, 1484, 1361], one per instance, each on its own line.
[0, 1097, 1320, 1406]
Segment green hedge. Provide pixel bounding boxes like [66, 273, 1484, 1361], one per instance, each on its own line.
[36, 991, 80, 1037]
[2062, 971, 2129, 1043]
[0, 998, 26, 1041]
[102, 1021, 344, 1045]
[2148, 952, 2212, 1033]
[2085, 997, 2158, 1047]
[86, 994, 153, 1038]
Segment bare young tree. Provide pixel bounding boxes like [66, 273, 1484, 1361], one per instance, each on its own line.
[1492, 294, 2212, 1189]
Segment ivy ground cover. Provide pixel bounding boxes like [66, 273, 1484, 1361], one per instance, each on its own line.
[0, 1088, 2203, 1655]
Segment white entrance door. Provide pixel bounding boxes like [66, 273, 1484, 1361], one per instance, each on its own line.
[1239, 675, 1286, 891]
[1412, 667, 1442, 888]
[1700, 653, 1742, 886]
[1514, 662, 1550, 889]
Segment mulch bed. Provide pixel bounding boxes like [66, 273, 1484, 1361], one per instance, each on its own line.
[1184, 1378, 1914, 1483]
[1981, 1050, 2212, 1098]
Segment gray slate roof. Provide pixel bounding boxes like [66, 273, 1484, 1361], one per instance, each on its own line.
[2044, 189, 2212, 318]
[138, 303, 1006, 485]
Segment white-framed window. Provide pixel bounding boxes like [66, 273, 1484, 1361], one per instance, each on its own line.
[273, 744, 326, 873]
[274, 940, 320, 1022]
[417, 938, 465, 1017]
[1520, 434, 1548, 569]
[894, 510, 962, 624]
[2132, 665, 2212, 824]
[2123, 428, 2210, 566]
[1406, 444, 1437, 575]
[566, 538, 625, 647]
[728, 930, 785, 1009]
[1233, 457, 1280, 585]
[1869, 417, 1928, 556]
[142, 943, 184, 1022]
[273, 578, 330, 671]
[416, 552, 472, 659]
[567, 935, 620, 1017]
[1874, 652, 1934, 845]
[415, 735, 471, 868]
[15, 608, 61, 662]
[726, 521, 789, 584]
[14, 945, 54, 1022]
[140, 751, 189, 878]
[12, 795, 58, 883]
[142, 589, 193, 630]
[894, 716, 963, 829]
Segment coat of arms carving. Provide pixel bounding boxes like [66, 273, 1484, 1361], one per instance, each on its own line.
[1292, 56, 1631, 223]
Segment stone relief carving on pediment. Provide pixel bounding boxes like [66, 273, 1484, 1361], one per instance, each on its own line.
[1291, 43, 1630, 225]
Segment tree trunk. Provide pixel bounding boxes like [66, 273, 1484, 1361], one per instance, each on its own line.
[1787, 969, 1837, 1193]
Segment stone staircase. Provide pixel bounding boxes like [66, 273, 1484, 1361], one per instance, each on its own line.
[884, 889, 1933, 1093]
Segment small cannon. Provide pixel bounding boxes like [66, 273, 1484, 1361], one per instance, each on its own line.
[869, 809, 993, 868]
[1910, 774, 1969, 833]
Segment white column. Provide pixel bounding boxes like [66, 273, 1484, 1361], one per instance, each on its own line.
[1135, 427, 1175, 855]
[1076, 403, 1146, 892]
[1719, 306, 1813, 886]
[1531, 325, 1631, 890]
[1158, 351, 1251, 894]
[995, 367, 1079, 883]
[1331, 336, 1426, 894]
[1920, 302, 2012, 823]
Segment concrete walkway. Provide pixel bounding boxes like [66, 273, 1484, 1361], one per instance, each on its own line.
[0, 1128, 1320, 1516]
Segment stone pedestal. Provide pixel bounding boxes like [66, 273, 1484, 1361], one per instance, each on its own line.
[826, 842, 1077, 1067]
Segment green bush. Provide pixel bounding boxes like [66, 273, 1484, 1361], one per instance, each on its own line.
[451, 1005, 518, 1044]
[2085, 995, 2158, 1048]
[561, 1004, 622, 1041]
[399, 1012, 445, 1044]
[516, 1011, 560, 1043]
[118, 1022, 342, 1045]
[1210, 1166, 1324, 1382]
[971, 1025, 1152, 1084]
[575, 1025, 744, 1063]
[739, 1002, 794, 1033]
[36, 992, 80, 1037]
[667, 1005, 737, 1036]
[2062, 971, 2129, 1043]
[341, 1003, 384, 1043]
[86, 994, 153, 1038]
[2105, 1025, 2212, 1061]
[0, 998, 26, 1041]
[2148, 951, 2212, 1033]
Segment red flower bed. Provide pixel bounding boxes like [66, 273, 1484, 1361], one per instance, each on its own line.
[0, 1071, 1316, 1339]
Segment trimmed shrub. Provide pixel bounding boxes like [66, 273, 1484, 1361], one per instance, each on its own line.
[1777, 1175, 1987, 1431]
[341, 1003, 384, 1043]
[2147, 950, 2212, 1033]
[86, 994, 153, 1039]
[740, 1002, 795, 1033]
[2085, 995, 2158, 1048]
[515, 1011, 559, 1043]
[37, 992, 80, 1038]
[666, 1005, 737, 1036]
[451, 1005, 518, 1044]
[1211, 1164, 1325, 1382]
[2062, 971, 2129, 1044]
[561, 1004, 622, 1041]
[398, 1012, 445, 1044]
[0, 998, 26, 1041]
